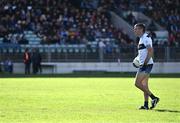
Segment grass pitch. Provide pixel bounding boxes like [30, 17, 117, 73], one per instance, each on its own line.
[0, 78, 180, 123]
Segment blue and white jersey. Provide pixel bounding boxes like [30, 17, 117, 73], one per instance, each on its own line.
[137, 33, 154, 65]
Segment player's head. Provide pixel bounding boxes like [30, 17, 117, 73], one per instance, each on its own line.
[134, 23, 146, 37]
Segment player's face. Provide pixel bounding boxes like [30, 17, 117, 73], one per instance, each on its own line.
[134, 25, 143, 36]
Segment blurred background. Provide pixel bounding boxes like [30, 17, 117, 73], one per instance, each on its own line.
[0, 0, 180, 74]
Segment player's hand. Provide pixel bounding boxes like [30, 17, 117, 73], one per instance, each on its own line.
[144, 62, 148, 66]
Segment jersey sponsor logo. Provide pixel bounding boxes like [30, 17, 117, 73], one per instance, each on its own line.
[138, 44, 146, 50]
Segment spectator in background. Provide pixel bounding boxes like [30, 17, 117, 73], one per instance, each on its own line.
[148, 21, 157, 31]
[169, 32, 176, 46]
[31, 48, 42, 74]
[105, 41, 113, 53]
[0, 0, 134, 46]
[3, 35, 11, 43]
[2, 58, 13, 74]
[23, 48, 31, 74]
[98, 40, 106, 62]
[148, 30, 156, 43]
[18, 35, 28, 44]
[126, 12, 137, 25]
[176, 32, 180, 47]
[37, 49, 42, 74]
[7, 58, 13, 74]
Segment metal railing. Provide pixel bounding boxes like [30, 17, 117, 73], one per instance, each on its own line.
[0, 46, 180, 62]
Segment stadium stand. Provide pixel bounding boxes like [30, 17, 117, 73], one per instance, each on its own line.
[0, 0, 180, 63]
[0, 0, 133, 45]
[113, 0, 180, 47]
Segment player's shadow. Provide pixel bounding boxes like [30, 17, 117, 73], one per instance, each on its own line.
[154, 109, 180, 113]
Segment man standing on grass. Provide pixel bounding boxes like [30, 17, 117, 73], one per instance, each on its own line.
[133, 23, 159, 110]
[23, 48, 31, 74]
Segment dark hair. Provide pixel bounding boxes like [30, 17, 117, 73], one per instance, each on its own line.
[135, 23, 146, 32]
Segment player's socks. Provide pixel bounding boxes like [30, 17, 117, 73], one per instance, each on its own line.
[139, 101, 149, 110]
[149, 94, 156, 99]
[144, 101, 148, 107]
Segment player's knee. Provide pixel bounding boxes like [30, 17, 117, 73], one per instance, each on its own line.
[142, 83, 146, 87]
[134, 82, 139, 88]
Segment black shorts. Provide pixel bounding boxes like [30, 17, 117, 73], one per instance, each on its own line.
[138, 64, 153, 74]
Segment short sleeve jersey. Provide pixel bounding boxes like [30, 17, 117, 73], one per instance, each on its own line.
[137, 33, 154, 65]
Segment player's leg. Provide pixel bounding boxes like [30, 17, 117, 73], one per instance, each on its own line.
[136, 72, 152, 110]
[142, 65, 160, 109]
[140, 76, 150, 109]
[145, 75, 160, 109]
[142, 78, 149, 101]
[134, 72, 145, 92]
[142, 75, 150, 101]
[134, 72, 151, 95]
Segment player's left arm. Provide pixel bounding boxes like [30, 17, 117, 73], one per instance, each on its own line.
[144, 45, 153, 65]
[144, 36, 153, 65]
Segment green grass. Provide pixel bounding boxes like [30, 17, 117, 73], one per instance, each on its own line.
[0, 78, 180, 123]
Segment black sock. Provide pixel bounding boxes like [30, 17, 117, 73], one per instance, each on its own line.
[150, 94, 156, 99]
[144, 101, 148, 107]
